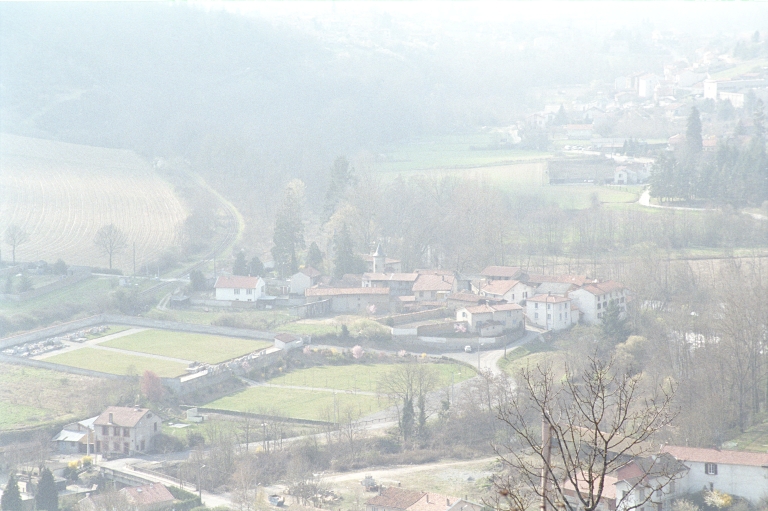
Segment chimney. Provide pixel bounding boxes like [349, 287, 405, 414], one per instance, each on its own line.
[426, 495, 429, 504]
[109, 413, 113, 423]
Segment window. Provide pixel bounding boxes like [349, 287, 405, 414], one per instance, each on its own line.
[565, 311, 568, 317]
[597, 302, 601, 309]
[547, 314, 551, 320]
[547, 303, 551, 309]
[114, 441, 120, 451]
[141, 440, 145, 451]
[511, 294, 514, 300]
[114, 427, 120, 436]
[234, 288, 240, 295]
[124, 442, 129, 454]
[523, 292, 528, 298]
[102, 426, 109, 435]
[535, 313, 539, 319]
[246, 288, 253, 295]
[154, 422, 158, 432]
[535, 303, 538, 309]
[559, 313, 562, 320]
[123, 428, 129, 437]
[705, 462, 718, 475]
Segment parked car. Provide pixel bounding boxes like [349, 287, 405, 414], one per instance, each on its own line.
[464, 345, 472, 353]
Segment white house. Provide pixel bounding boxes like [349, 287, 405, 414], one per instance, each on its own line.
[274, 333, 306, 351]
[93, 406, 161, 456]
[456, 303, 523, 334]
[214, 275, 265, 302]
[305, 287, 390, 313]
[362, 273, 419, 296]
[526, 294, 574, 331]
[479, 279, 534, 304]
[662, 445, 768, 504]
[479, 266, 525, 281]
[290, 267, 322, 295]
[569, 280, 627, 325]
[412, 273, 456, 301]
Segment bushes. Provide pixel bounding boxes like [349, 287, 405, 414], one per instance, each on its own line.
[153, 433, 185, 453]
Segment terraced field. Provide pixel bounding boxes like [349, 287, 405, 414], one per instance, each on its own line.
[0, 134, 186, 270]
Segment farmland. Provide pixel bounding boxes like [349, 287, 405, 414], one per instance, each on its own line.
[0, 134, 186, 270]
[0, 363, 105, 431]
[101, 329, 272, 364]
[204, 361, 475, 421]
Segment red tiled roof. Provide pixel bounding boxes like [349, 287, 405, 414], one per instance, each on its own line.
[300, 267, 322, 278]
[446, 293, 484, 303]
[121, 484, 175, 507]
[306, 287, 389, 297]
[366, 488, 425, 509]
[412, 274, 454, 292]
[274, 333, 298, 343]
[492, 303, 522, 311]
[214, 275, 262, 289]
[661, 445, 768, 467]
[480, 266, 523, 278]
[463, 303, 522, 314]
[525, 274, 590, 286]
[94, 407, 153, 428]
[464, 304, 496, 314]
[481, 279, 520, 296]
[408, 493, 459, 511]
[363, 273, 419, 282]
[580, 280, 625, 296]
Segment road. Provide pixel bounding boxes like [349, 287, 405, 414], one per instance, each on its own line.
[442, 328, 543, 375]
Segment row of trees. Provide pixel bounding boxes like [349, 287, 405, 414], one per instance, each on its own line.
[651, 103, 768, 206]
[1, 468, 58, 511]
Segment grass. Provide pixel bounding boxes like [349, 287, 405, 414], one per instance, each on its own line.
[146, 308, 294, 330]
[0, 363, 104, 431]
[268, 362, 475, 393]
[45, 347, 188, 377]
[727, 420, 768, 452]
[513, 185, 641, 209]
[498, 340, 559, 376]
[87, 325, 130, 339]
[205, 386, 386, 421]
[101, 329, 272, 364]
[0, 276, 113, 314]
[709, 58, 768, 80]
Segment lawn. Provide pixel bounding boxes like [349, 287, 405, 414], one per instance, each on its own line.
[268, 362, 475, 393]
[498, 340, 562, 376]
[45, 347, 188, 377]
[512, 185, 641, 209]
[101, 329, 272, 364]
[146, 308, 294, 331]
[205, 386, 387, 421]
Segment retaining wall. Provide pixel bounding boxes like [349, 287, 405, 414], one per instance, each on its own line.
[381, 307, 448, 326]
[191, 407, 336, 426]
[0, 353, 131, 380]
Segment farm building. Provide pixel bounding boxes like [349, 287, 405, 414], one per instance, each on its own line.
[290, 267, 322, 295]
[52, 416, 97, 454]
[365, 488, 461, 511]
[305, 287, 390, 314]
[214, 275, 266, 302]
[456, 303, 523, 335]
[479, 279, 534, 304]
[362, 273, 419, 296]
[274, 333, 306, 351]
[526, 294, 575, 331]
[93, 406, 161, 456]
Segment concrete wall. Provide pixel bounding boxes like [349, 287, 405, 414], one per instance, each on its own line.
[381, 307, 448, 326]
[679, 461, 768, 503]
[0, 353, 131, 380]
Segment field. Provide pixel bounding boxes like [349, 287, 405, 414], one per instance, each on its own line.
[205, 361, 475, 421]
[101, 329, 272, 364]
[0, 363, 104, 431]
[371, 134, 641, 210]
[0, 134, 186, 270]
[44, 347, 189, 377]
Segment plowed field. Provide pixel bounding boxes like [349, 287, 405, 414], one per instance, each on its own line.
[0, 134, 186, 269]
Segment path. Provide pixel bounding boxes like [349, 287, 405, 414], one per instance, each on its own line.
[321, 456, 498, 484]
[442, 328, 542, 375]
[35, 327, 148, 359]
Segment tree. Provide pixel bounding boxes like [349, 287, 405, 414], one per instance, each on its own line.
[189, 270, 208, 291]
[332, 223, 364, 279]
[52, 259, 68, 275]
[35, 468, 58, 511]
[379, 362, 438, 441]
[249, 256, 264, 277]
[271, 180, 305, 278]
[233, 251, 248, 276]
[4, 224, 29, 264]
[494, 355, 677, 511]
[94, 224, 127, 269]
[140, 371, 164, 403]
[1, 474, 22, 511]
[324, 156, 356, 217]
[600, 301, 630, 348]
[686, 106, 703, 155]
[306, 242, 323, 270]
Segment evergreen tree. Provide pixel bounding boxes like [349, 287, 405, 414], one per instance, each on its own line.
[400, 397, 415, 441]
[553, 104, 569, 126]
[271, 180, 305, 278]
[332, 224, 364, 279]
[601, 301, 630, 349]
[686, 106, 703, 155]
[249, 256, 264, 277]
[2, 474, 22, 511]
[324, 156, 356, 218]
[232, 251, 248, 276]
[306, 242, 323, 270]
[35, 468, 58, 511]
[753, 99, 765, 142]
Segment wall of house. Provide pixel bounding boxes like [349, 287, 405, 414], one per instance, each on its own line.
[330, 295, 390, 313]
[679, 461, 768, 503]
[290, 273, 311, 295]
[215, 286, 262, 301]
[526, 301, 571, 331]
[569, 289, 598, 325]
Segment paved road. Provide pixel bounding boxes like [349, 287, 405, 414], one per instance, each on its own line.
[442, 328, 543, 375]
[35, 327, 147, 360]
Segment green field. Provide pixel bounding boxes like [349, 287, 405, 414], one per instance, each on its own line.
[268, 362, 475, 392]
[511, 185, 641, 209]
[205, 386, 387, 421]
[0, 363, 104, 431]
[373, 134, 550, 173]
[102, 329, 272, 364]
[45, 347, 188, 377]
[147, 308, 294, 331]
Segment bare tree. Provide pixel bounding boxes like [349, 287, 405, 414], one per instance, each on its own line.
[494, 355, 678, 511]
[378, 361, 438, 441]
[4, 224, 29, 264]
[93, 224, 127, 269]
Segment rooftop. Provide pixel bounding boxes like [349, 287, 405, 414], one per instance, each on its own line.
[480, 266, 523, 278]
[661, 445, 768, 467]
[94, 406, 153, 428]
[481, 279, 520, 296]
[214, 275, 262, 289]
[306, 287, 389, 297]
[366, 488, 425, 510]
[412, 274, 454, 292]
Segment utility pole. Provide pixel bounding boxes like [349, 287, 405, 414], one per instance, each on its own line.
[133, 242, 136, 279]
[541, 416, 552, 511]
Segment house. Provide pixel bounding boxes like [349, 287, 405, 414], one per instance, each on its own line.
[526, 294, 574, 331]
[661, 445, 768, 504]
[121, 483, 176, 511]
[273, 333, 305, 351]
[366, 488, 460, 511]
[93, 406, 161, 456]
[214, 275, 265, 302]
[533, 282, 578, 297]
[305, 287, 390, 314]
[362, 273, 419, 296]
[524, 274, 591, 287]
[479, 279, 534, 304]
[412, 273, 456, 301]
[363, 245, 402, 273]
[479, 266, 525, 281]
[445, 292, 487, 311]
[456, 303, 523, 335]
[290, 267, 322, 295]
[52, 416, 97, 454]
[614, 166, 638, 185]
[638, 74, 660, 98]
[569, 280, 627, 325]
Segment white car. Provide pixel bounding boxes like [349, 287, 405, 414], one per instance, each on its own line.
[464, 345, 472, 353]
